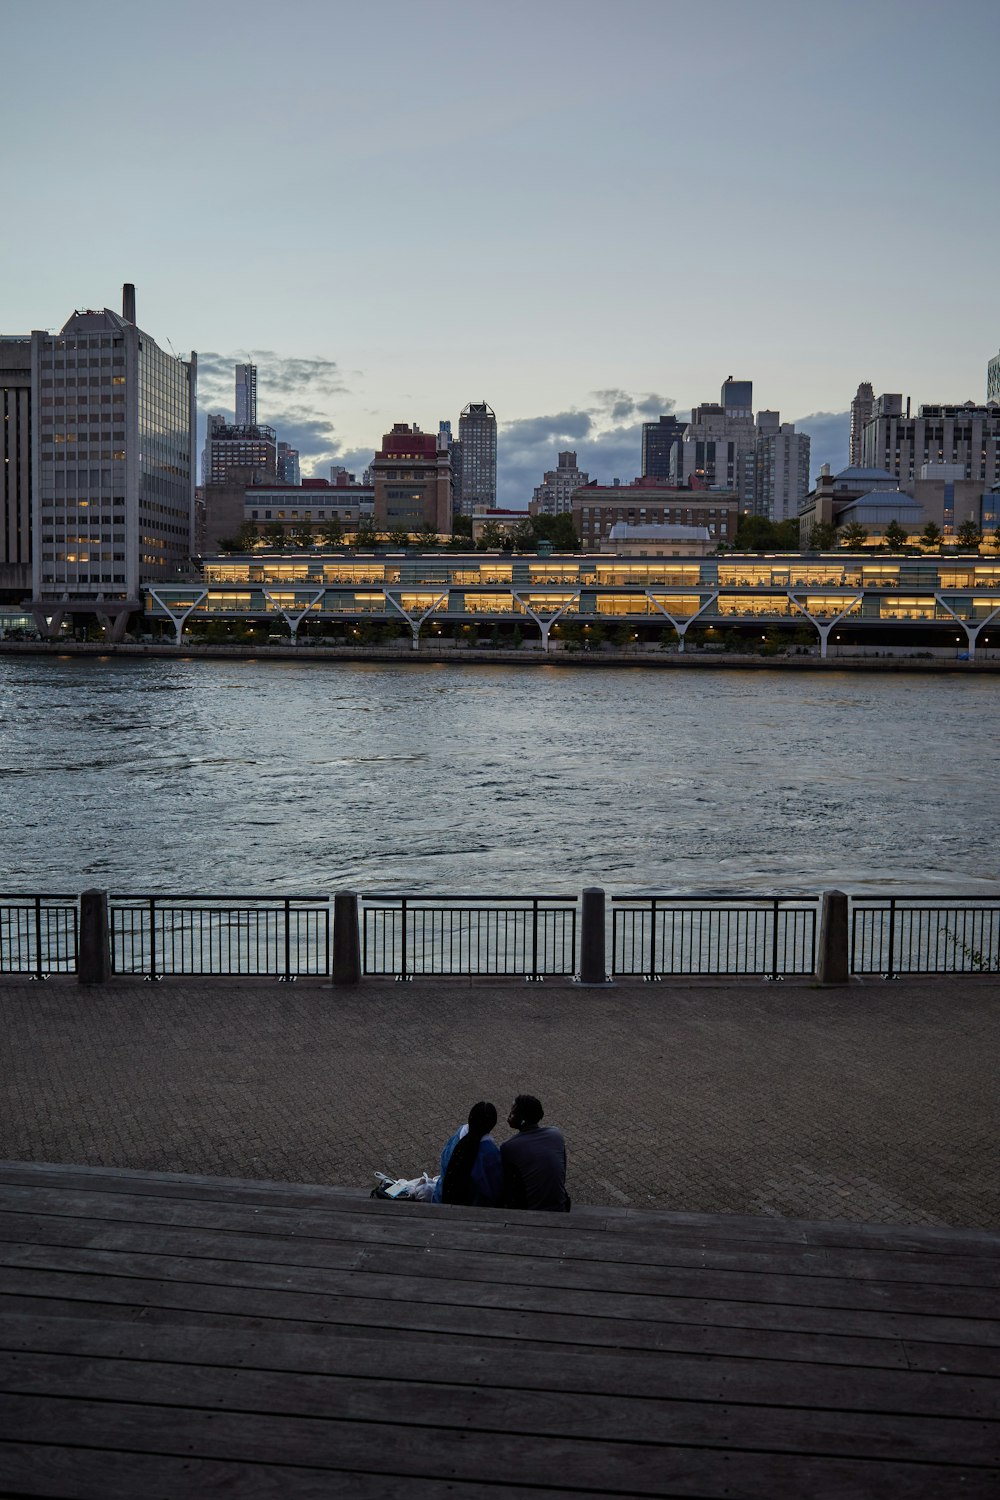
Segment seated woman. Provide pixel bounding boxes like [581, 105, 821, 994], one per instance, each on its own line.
[432, 1101, 503, 1207]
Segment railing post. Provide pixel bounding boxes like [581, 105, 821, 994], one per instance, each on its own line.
[332, 890, 362, 984]
[816, 890, 850, 985]
[78, 889, 112, 985]
[886, 897, 897, 979]
[283, 898, 292, 979]
[400, 897, 409, 979]
[579, 886, 609, 985]
[148, 896, 158, 980]
[531, 898, 539, 979]
[769, 898, 781, 979]
[649, 897, 658, 980]
[33, 895, 44, 980]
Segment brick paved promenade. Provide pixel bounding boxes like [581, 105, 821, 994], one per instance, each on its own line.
[2, 974, 996, 1228]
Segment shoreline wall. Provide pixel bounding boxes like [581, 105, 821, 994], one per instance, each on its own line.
[1, 640, 999, 672]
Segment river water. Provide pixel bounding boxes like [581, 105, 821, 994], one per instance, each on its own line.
[1, 654, 998, 895]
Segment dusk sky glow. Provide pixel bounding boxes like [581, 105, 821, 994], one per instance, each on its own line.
[4, 0, 999, 501]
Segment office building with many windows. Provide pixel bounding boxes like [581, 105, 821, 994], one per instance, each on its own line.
[859, 397, 1000, 488]
[29, 286, 196, 632]
[372, 423, 453, 534]
[458, 402, 496, 511]
[529, 451, 590, 516]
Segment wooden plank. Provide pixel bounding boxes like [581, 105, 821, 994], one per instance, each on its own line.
[2, 1238, 997, 1327]
[0, 1443, 555, 1500]
[3, 1349, 998, 1465]
[3, 1163, 995, 1258]
[3, 1186, 996, 1295]
[0, 1263, 991, 1361]
[3, 1207, 997, 1290]
[3, 1312, 996, 1418]
[3, 1393, 996, 1498]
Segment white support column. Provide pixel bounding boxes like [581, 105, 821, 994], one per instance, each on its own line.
[787, 592, 863, 660]
[934, 593, 1000, 660]
[645, 591, 719, 653]
[511, 591, 581, 652]
[262, 589, 325, 642]
[384, 589, 449, 650]
[146, 588, 207, 646]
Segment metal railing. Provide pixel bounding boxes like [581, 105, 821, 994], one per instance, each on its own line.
[612, 895, 819, 979]
[361, 894, 578, 978]
[108, 894, 331, 978]
[0, 894, 79, 977]
[851, 896, 1000, 976]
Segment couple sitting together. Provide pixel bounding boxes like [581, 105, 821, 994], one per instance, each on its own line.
[435, 1094, 570, 1212]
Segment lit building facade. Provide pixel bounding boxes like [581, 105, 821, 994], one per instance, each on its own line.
[146, 548, 1000, 661]
[30, 288, 196, 623]
[372, 423, 453, 533]
[458, 402, 496, 511]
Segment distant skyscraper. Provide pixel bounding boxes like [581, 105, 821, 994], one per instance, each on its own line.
[0, 336, 32, 582]
[276, 441, 300, 485]
[641, 415, 686, 480]
[988, 352, 1000, 405]
[235, 363, 257, 426]
[849, 382, 874, 466]
[529, 452, 590, 516]
[30, 285, 196, 611]
[458, 402, 497, 510]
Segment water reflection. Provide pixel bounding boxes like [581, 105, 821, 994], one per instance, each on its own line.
[0, 656, 997, 894]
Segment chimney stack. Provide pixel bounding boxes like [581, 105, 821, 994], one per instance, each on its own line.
[122, 283, 136, 323]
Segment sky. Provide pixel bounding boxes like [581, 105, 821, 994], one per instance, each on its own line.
[3, 0, 998, 503]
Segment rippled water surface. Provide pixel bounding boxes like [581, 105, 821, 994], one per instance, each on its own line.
[1, 655, 998, 894]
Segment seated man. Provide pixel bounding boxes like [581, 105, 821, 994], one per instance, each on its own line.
[500, 1094, 570, 1211]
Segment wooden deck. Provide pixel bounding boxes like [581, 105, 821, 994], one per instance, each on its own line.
[0, 1162, 997, 1498]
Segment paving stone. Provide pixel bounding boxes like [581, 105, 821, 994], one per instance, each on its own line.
[0, 975, 996, 1227]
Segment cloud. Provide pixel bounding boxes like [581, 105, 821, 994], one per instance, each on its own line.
[793, 409, 851, 481]
[197, 350, 347, 410]
[196, 349, 363, 479]
[496, 391, 675, 506]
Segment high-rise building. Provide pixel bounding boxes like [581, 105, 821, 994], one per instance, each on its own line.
[0, 336, 32, 589]
[529, 451, 590, 516]
[849, 383, 874, 466]
[276, 441, 300, 485]
[860, 397, 1000, 488]
[753, 420, 811, 523]
[458, 402, 496, 510]
[202, 414, 277, 485]
[235, 363, 257, 426]
[641, 415, 685, 480]
[29, 285, 196, 625]
[674, 379, 756, 507]
[988, 352, 1000, 405]
[372, 423, 453, 534]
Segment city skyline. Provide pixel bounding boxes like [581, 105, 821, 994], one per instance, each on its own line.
[3, 0, 999, 502]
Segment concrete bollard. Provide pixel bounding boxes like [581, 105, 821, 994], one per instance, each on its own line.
[78, 888, 112, 985]
[332, 890, 362, 984]
[579, 886, 609, 985]
[816, 889, 850, 984]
